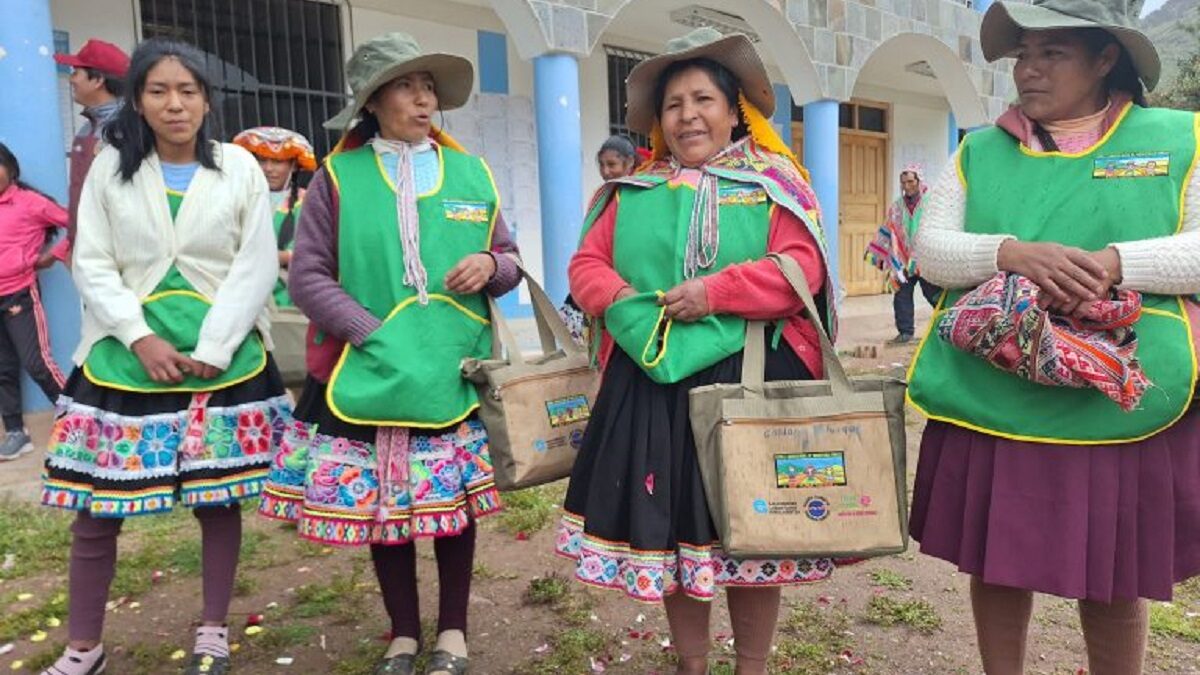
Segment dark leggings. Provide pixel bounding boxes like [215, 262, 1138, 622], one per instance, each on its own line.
[67, 505, 242, 641]
[370, 522, 477, 640]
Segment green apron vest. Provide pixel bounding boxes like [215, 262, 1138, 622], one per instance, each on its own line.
[324, 145, 498, 427]
[273, 200, 301, 308]
[908, 104, 1200, 444]
[83, 190, 267, 392]
[604, 179, 771, 383]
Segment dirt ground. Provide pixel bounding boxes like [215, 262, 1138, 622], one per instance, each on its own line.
[2, 336, 1199, 674]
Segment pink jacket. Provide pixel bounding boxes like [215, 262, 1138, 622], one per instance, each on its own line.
[0, 185, 69, 296]
[570, 198, 827, 379]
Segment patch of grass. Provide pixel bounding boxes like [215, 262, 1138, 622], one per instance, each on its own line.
[769, 600, 854, 673]
[519, 626, 611, 674]
[293, 564, 368, 623]
[1149, 602, 1200, 642]
[0, 591, 67, 642]
[472, 562, 517, 581]
[123, 640, 185, 675]
[523, 573, 570, 605]
[332, 638, 385, 675]
[233, 573, 259, 597]
[495, 482, 565, 535]
[869, 568, 913, 591]
[21, 641, 65, 673]
[864, 595, 942, 633]
[250, 622, 318, 651]
[0, 502, 73, 580]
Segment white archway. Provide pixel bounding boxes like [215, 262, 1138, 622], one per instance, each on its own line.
[851, 32, 988, 127]
[595, 0, 825, 103]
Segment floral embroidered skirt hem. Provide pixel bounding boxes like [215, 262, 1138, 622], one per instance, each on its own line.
[556, 340, 835, 604]
[259, 376, 502, 547]
[42, 360, 291, 518]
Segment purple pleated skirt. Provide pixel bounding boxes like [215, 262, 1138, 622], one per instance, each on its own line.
[910, 412, 1200, 602]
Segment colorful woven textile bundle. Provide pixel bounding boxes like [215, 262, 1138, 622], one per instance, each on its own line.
[937, 272, 1151, 410]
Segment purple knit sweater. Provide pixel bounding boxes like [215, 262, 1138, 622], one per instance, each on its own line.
[288, 168, 522, 347]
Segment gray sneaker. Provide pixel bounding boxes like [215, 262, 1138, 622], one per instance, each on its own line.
[0, 430, 33, 461]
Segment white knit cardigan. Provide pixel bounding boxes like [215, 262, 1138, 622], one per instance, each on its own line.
[916, 146, 1200, 295]
[72, 142, 278, 370]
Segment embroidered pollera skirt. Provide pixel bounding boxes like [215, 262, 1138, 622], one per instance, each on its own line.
[556, 335, 836, 603]
[910, 413, 1200, 603]
[258, 376, 501, 546]
[42, 358, 292, 517]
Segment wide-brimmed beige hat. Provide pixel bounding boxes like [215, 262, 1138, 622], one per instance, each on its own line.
[625, 27, 774, 136]
[981, 0, 1160, 91]
[324, 32, 474, 131]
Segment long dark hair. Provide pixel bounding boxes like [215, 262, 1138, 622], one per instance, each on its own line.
[652, 58, 748, 142]
[0, 142, 55, 200]
[276, 175, 302, 249]
[1080, 29, 1147, 107]
[103, 38, 219, 181]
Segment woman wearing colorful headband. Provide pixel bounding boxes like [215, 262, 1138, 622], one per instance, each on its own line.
[557, 27, 838, 675]
[258, 32, 521, 675]
[908, 0, 1200, 672]
[231, 126, 317, 308]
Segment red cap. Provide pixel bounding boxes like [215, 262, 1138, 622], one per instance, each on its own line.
[53, 39, 130, 78]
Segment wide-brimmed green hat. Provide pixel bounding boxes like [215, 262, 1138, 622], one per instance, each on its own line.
[981, 0, 1160, 91]
[625, 27, 774, 136]
[324, 32, 474, 131]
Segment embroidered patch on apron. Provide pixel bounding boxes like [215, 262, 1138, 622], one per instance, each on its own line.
[443, 200, 490, 222]
[717, 186, 768, 205]
[1093, 153, 1170, 179]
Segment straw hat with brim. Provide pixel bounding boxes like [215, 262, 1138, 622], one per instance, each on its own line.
[324, 32, 474, 131]
[981, 0, 1160, 91]
[625, 27, 774, 136]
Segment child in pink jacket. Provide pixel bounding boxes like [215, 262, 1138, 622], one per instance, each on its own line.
[0, 142, 69, 460]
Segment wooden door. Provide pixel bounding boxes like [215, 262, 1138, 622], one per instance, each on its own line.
[839, 132, 888, 296]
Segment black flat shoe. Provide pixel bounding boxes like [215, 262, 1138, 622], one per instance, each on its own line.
[424, 649, 468, 675]
[374, 653, 418, 675]
[183, 653, 230, 675]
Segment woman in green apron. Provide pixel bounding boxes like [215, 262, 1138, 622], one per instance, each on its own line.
[231, 126, 316, 308]
[556, 28, 838, 675]
[258, 33, 521, 675]
[908, 0, 1200, 672]
[40, 39, 288, 675]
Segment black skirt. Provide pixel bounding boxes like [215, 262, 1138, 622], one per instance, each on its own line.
[555, 331, 836, 602]
[42, 357, 291, 517]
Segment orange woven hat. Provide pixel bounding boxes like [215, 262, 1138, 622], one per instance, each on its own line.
[232, 127, 317, 171]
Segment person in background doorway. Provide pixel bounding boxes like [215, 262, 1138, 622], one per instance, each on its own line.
[232, 126, 317, 308]
[0, 143, 69, 462]
[865, 165, 942, 344]
[54, 38, 130, 241]
[560, 135, 643, 345]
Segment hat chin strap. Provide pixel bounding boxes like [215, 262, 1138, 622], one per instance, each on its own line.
[646, 93, 812, 184]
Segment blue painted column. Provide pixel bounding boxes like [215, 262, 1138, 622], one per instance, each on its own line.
[948, 110, 959, 154]
[0, 0, 80, 412]
[803, 100, 841, 298]
[533, 53, 582, 304]
[772, 83, 793, 150]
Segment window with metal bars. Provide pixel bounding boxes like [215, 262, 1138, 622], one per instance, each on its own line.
[140, 0, 346, 162]
[605, 45, 654, 150]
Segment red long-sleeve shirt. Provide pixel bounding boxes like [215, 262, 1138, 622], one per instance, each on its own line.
[570, 196, 827, 378]
[0, 185, 69, 296]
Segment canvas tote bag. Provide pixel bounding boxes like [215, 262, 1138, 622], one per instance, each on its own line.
[462, 267, 601, 491]
[689, 253, 908, 559]
[270, 307, 310, 388]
